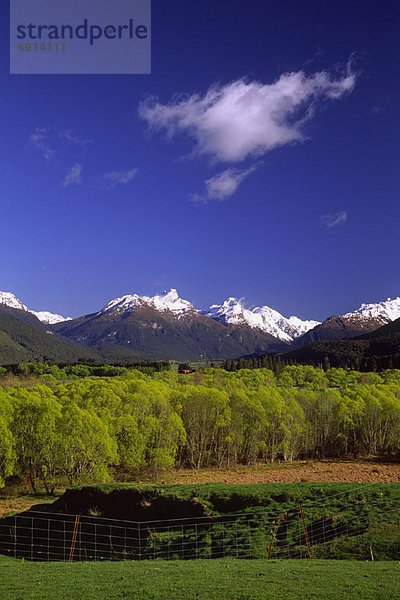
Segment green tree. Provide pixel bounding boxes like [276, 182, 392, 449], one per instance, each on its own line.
[179, 385, 231, 468]
[11, 387, 62, 493]
[0, 390, 15, 488]
[58, 402, 118, 485]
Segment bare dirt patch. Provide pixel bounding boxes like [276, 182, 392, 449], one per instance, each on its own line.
[160, 459, 400, 486]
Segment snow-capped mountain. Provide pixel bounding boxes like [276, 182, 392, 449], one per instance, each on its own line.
[3, 287, 400, 361]
[0, 291, 28, 312]
[55, 289, 286, 361]
[205, 298, 320, 342]
[32, 311, 72, 325]
[100, 289, 195, 317]
[0, 291, 71, 325]
[292, 296, 400, 349]
[344, 297, 400, 323]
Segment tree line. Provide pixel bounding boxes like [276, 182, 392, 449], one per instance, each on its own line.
[1, 365, 400, 493]
[223, 351, 400, 372]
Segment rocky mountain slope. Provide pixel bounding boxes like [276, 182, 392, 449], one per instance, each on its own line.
[53, 290, 287, 361]
[292, 297, 400, 348]
[1, 288, 400, 362]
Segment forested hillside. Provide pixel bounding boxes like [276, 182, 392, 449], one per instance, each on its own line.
[0, 312, 99, 364]
[0, 364, 399, 493]
[0, 312, 152, 365]
[283, 317, 400, 370]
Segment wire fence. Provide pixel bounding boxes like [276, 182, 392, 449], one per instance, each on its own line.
[0, 491, 398, 562]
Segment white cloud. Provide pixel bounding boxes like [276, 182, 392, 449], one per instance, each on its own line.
[28, 127, 92, 160]
[28, 127, 55, 160]
[139, 65, 356, 163]
[189, 165, 259, 203]
[62, 163, 82, 187]
[101, 168, 138, 189]
[320, 211, 347, 228]
[58, 130, 93, 146]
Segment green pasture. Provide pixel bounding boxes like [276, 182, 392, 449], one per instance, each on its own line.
[0, 557, 399, 600]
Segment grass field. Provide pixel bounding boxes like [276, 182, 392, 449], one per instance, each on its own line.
[0, 557, 399, 599]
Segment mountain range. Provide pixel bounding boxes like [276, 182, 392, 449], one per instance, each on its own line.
[284, 316, 400, 370]
[0, 291, 71, 325]
[0, 289, 400, 363]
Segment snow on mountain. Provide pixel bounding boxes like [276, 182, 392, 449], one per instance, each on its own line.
[31, 311, 72, 325]
[3, 287, 400, 339]
[100, 289, 195, 317]
[205, 298, 320, 342]
[0, 291, 71, 324]
[344, 297, 400, 323]
[0, 291, 29, 312]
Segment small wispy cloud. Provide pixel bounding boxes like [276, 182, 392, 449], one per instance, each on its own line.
[139, 62, 356, 164]
[28, 127, 55, 160]
[101, 168, 138, 189]
[320, 211, 347, 228]
[62, 163, 82, 187]
[189, 164, 259, 204]
[58, 129, 93, 146]
[27, 127, 92, 160]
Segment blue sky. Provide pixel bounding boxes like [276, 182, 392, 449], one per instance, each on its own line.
[1, 0, 399, 321]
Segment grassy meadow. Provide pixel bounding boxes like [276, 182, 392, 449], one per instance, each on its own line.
[0, 557, 399, 600]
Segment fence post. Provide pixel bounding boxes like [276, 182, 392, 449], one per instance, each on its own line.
[267, 543, 273, 559]
[298, 505, 314, 559]
[69, 515, 80, 562]
[14, 515, 17, 559]
[181, 526, 184, 559]
[63, 520, 66, 562]
[235, 521, 239, 558]
[31, 517, 34, 562]
[47, 519, 50, 561]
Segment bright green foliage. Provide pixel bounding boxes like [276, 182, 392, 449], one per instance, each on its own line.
[278, 365, 328, 388]
[0, 391, 15, 488]
[10, 386, 62, 493]
[116, 379, 185, 473]
[229, 390, 268, 464]
[58, 402, 118, 484]
[178, 385, 231, 468]
[1, 364, 400, 490]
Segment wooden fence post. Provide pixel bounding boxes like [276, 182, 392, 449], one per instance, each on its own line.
[299, 505, 314, 559]
[69, 515, 80, 562]
[267, 542, 273, 559]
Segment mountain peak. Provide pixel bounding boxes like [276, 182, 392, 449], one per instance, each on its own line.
[162, 288, 178, 297]
[205, 297, 320, 342]
[101, 289, 195, 317]
[344, 296, 400, 323]
[149, 289, 194, 314]
[0, 291, 71, 325]
[0, 291, 28, 312]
